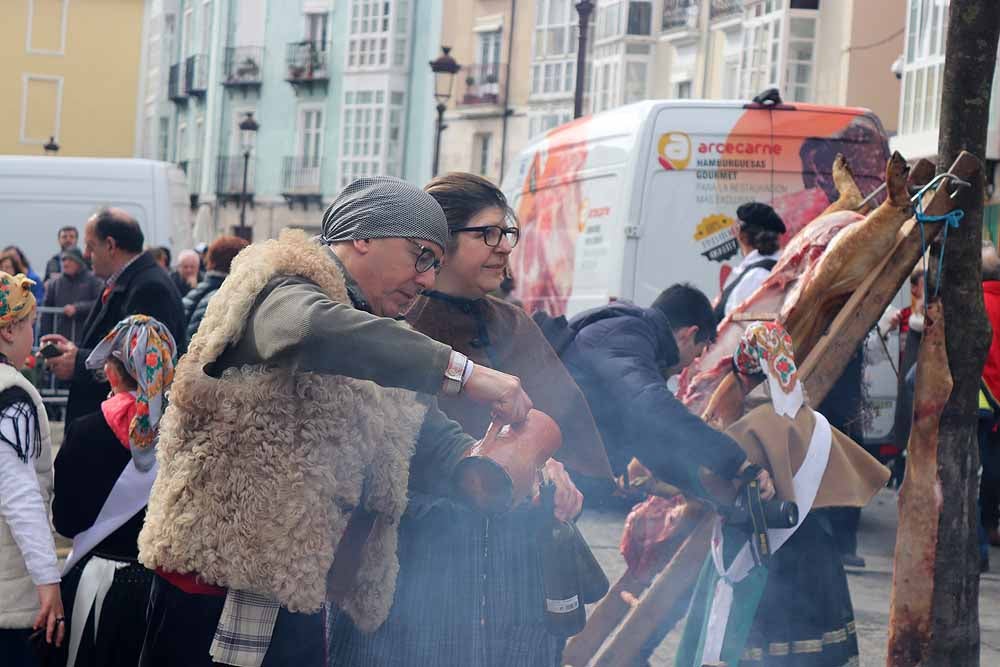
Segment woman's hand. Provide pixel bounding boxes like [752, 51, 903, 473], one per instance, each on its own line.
[543, 459, 584, 522]
[34, 582, 65, 646]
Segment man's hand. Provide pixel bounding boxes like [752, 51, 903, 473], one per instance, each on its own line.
[461, 364, 532, 424]
[40, 334, 77, 381]
[542, 459, 584, 522]
[34, 583, 65, 646]
[737, 460, 775, 501]
[62, 304, 77, 319]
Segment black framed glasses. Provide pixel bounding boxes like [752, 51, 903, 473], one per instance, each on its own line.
[453, 225, 520, 248]
[406, 239, 443, 273]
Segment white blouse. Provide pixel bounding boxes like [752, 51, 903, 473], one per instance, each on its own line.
[0, 401, 60, 585]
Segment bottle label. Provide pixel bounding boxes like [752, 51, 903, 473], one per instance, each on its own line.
[545, 595, 580, 613]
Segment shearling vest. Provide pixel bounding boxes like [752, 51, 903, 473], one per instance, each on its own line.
[138, 229, 428, 630]
[0, 365, 54, 629]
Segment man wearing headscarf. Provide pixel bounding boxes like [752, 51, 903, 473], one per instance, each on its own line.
[676, 322, 888, 667]
[138, 177, 535, 667]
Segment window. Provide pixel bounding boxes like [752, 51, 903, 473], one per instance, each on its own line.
[346, 0, 408, 70]
[158, 117, 170, 162]
[299, 108, 324, 168]
[473, 133, 493, 176]
[675, 80, 692, 99]
[627, 1, 652, 35]
[182, 8, 193, 59]
[307, 12, 329, 47]
[477, 29, 502, 66]
[624, 62, 647, 104]
[737, 1, 817, 102]
[340, 89, 405, 186]
[899, 0, 949, 135]
[531, 0, 589, 98]
[200, 1, 212, 56]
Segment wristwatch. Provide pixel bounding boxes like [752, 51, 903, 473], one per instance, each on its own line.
[442, 351, 470, 396]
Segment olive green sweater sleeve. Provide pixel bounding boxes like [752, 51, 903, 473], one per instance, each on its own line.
[226, 277, 453, 395]
[409, 397, 477, 496]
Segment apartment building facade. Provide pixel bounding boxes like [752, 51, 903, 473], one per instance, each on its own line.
[138, 0, 444, 242]
[1, 0, 146, 157]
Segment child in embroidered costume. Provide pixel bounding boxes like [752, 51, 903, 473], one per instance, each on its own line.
[676, 322, 889, 667]
[0, 271, 66, 664]
[52, 315, 176, 667]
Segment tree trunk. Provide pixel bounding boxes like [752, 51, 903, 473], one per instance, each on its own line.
[927, 1, 1000, 664]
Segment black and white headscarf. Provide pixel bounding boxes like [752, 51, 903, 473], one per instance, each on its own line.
[320, 176, 450, 251]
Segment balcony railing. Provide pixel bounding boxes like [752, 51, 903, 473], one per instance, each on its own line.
[223, 46, 264, 88]
[168, 63, 186, 102]
[285, 41, 330, 84]
[460, 63, 504, 106]
[216, 156, 255, 200]
[710, 0, 743, 20]
[185, 54, 208, 96]
[662, 0, 699, 31]
[281, 156, 324, 207]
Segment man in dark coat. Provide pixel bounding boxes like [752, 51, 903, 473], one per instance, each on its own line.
[561, 283, 757, 499]
[40, 247, 101, 343]
[43, 225, 79, 281]
[41, 208, 187, 426]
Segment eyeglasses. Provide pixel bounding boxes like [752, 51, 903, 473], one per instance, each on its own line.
[453, 225, 520, 248]
[406, 239, 443, 274]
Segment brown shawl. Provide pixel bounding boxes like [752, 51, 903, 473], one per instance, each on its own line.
[406, 292, 612, 480]
[725, 403, 890, 509]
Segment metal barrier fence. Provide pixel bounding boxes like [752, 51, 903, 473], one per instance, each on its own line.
[32, 306, 79, 407]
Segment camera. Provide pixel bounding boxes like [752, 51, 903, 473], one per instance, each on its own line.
[724, 492, 799, 531]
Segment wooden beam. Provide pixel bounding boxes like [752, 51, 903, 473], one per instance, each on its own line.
[800, 151, 979, 404]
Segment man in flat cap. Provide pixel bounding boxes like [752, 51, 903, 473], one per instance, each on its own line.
[714, 201, 786, 322]
[138, 177, 533, 667]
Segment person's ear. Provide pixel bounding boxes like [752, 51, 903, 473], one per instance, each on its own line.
[0, 324, 15, 345]
[352, 239, 372, 255]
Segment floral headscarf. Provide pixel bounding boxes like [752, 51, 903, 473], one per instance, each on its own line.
[733, 321, 804, 417]
[85, 315, 177, 471]
[0, 272, 37, 327]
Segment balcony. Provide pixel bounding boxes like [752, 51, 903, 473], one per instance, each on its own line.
[285, 41, 329, 93]
[281, 156, 323, 209]
[223, 46, 264, 92]
[460, 63, 504, 107]
[710, 0, 743, 21]
[168, 63, 187, 103]
[662, 0, 699, 31]
[185, 54, 208, 97]
[216, 156, 255, 206]
[178, 159, 202, 208]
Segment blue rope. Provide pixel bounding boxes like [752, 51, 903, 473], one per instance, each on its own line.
[913, 181, 964, 299]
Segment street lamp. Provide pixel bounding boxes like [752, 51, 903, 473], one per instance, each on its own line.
[236, 112, 259, 242]
[573, 1, 595, 119]
[429, 46, 460, 176]
[43, 136, 60, 155]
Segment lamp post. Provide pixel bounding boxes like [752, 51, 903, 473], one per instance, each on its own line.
[236, 112, 259, 242]
[573, 1, 595, 119]
[429, 46, 460, 177]
[43, 136, 60, 155]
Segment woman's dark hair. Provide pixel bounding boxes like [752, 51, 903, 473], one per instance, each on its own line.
[738, 226, 781, 255]
[0, 249, 28, 274]
[2, 246, 31, 271]
[149, 247, 170, 268]
[424, 172, 515, 251]
[91, 208, 145, 253]
[105, 356, 139, 391]
[651, 283, 718, 344]
[206, 235, 250, 273]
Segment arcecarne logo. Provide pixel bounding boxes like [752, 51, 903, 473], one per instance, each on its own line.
[657, 132, 692, 170]
[697, 141, 783, 156]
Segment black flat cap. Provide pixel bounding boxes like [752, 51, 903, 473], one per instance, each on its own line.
[737, 202, 786, 234]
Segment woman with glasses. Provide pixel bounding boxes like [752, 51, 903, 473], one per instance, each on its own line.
[328, 172, 612, 667]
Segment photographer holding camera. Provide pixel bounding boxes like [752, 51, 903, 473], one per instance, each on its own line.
[676, 322, 889, 667]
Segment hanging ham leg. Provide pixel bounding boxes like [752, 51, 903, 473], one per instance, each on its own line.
[818, 153, 865, 217]
[887, 299, 952, 667]
[782, 151, 912, 360]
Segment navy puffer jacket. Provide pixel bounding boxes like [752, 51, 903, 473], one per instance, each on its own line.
[561, 302, 746, 492]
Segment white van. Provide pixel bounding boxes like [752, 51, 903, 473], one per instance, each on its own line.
[502, 97, 899, 447]
[0, 156, 192, 271]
